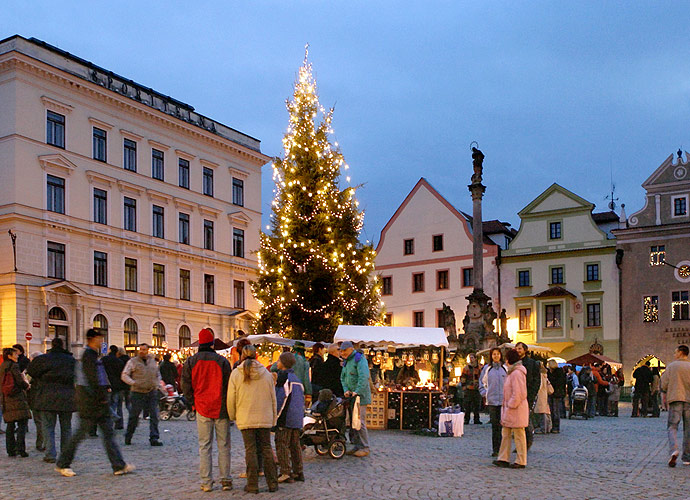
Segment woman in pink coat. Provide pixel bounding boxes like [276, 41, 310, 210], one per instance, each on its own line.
[493, 349, 528, 469]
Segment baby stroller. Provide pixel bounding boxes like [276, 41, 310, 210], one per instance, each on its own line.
[159, 384, 195, 421]
[569, 386, 589, 420]
[300, 389, 349, 459]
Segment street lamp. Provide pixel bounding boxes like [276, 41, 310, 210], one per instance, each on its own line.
[8, 230, 17, 272]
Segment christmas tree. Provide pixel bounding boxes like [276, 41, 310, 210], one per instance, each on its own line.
[252, 49, 381, 342]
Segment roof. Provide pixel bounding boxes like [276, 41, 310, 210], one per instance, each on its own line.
[334, 325, 449, 348]
[591, 211, 620, 224]
[533, 286, 576, 298]
[566, 352, 621, 367]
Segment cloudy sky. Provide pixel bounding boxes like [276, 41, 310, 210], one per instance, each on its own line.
[6, 2, 690, 243]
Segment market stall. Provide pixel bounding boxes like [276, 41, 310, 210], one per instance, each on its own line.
[333, 325, 449, 431]
[217, 334, 323, 367]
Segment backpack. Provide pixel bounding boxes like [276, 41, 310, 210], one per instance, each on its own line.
[2, 370, 16, 397]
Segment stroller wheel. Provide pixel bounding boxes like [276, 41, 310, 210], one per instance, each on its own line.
[315, 444, 329, 456]
[329, 439, 346, 459]
[159, 409, 171, 421]
[186, 410, 196, 421]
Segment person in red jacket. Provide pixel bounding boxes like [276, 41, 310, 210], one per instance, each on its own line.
[181, 329, 232, 492]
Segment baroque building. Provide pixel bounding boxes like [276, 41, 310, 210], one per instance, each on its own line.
[0, 36, 269, 352]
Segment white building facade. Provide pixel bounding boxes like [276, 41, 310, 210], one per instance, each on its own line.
[0, 36, 269, 353]
[375, 178, 502, 331]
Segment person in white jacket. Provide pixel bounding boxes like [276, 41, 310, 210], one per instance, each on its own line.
[227, 345, 278, 493]
[479, 348, 507, 457]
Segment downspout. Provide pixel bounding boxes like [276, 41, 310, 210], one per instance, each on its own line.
[615, 249, 624, 378]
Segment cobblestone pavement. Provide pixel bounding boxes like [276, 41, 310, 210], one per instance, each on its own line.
[1, 403, 687, 500]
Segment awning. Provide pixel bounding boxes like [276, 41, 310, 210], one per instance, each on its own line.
[333, 325, 449, 348]
[566, 352, 621, 369]
[229, 334, 322, 349]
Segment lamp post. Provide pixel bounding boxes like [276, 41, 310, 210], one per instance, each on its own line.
[8, 230, 17, 272]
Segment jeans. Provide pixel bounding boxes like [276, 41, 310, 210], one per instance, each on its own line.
[596, 391, 608, 416]
[349, 404, 369, 450]
[275, 427, 303, 476]
[126, 390, 159, 442]
[57, 415, 125, 471]
[587, 394, 597, 418]
[33, 410, 45, 450]
[667, 401, 690, 462]
[5, 419, 28, 456]
[196, 415, 231, 488]
[548, 396, 562, 431]
[42, 411, 73, 460]
[240, 428, 277, 491]
[632, 390, 649, 417]
[650, 391, 660, 417]
[109, 390, 125, 427]
[464, 389, 481, 423]
[487, 405, 502, 454]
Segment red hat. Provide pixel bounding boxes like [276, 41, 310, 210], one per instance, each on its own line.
[198, 328, 214, 345]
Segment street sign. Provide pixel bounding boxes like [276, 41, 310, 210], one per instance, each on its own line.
[32, 322, 40, 328]
[25, 332, 33, 341]
[101, 342, 108, 355]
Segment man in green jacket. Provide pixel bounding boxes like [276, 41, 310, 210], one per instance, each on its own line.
[292, 342, 312, 396]
[339, 341, 371, 457]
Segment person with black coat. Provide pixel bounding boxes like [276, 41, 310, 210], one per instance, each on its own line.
[309, 343, 327, 396]
[12, 344, 30, 373]
[320, 344, 343, 397]
[26, 337, 76, 463]
[159, 353, 178, 390]
[55, 329, 133, 477]
[516, 342, 541, 449]
[102, 345, 128, 430]
[632, 361, 653, 417]
[546, 359, 566, 433]
[1, 347, 31, 457]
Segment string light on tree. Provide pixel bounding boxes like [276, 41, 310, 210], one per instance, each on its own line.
[252, 45, 382, 342]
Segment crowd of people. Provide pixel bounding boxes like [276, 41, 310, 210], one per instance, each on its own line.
[2, 332, 689, 487]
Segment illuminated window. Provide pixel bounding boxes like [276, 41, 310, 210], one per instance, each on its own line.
[125, 258, 137, 292]
[152, 322, 165, 347]
[412, 273, 424, 292]
[384, 313, 393, 326]
[124, 318, 138, 346]
[519, 308, 531, 330]
[178, 325, 191, 348]
[650, 245, 665, 266]
[93, 314, 108, 344]
[545, 304, 561, 328]
[643, 296, 658, 323]
[672, 291, 689, 321]
[437, 270, 449, 290]
[153, 264, 165, 296]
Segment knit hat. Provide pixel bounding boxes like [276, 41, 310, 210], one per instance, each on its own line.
[198, 328, 214, 346]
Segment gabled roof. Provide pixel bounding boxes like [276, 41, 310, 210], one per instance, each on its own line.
[533, 286, 576, 299]
[518, 183, 594, 217]
[641, 151, 689, 188]
[41, 280, 86, 295]
[591, 211, 619, 224]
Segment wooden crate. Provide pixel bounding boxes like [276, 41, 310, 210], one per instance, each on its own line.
[366, 390, 387, 430]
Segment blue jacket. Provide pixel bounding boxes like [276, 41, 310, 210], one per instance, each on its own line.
[340, 351, 371, 405]
[479, 362, 507, 406]
[276, 369, 305, 429]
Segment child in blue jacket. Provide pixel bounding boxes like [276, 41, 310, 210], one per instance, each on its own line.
[275, 352, 305, 483]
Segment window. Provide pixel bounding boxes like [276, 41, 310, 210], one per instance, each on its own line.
[384, 313, 393, 326]
[178, 213, 190, 245]
[586, 303, 601, 327]
[93, 188, 107, 224]
[232, 178, 244, 206]
[178, 158, 190, 189]
[650, 245, 665, 266]
[47, 174, 65, 214]
[152, 322, 165, 348]
[203, 167, 214, 197]
[204, 274, 215, 305]
[47, 242, 65, 279]
[437, 270, 449, 290]
[519, 308, 531, 330]
[180, 269, 191, 301]
[586, 263, 599, 281]
[123, 139, 137, 172]
[413, 311, 424, 327]
[178, 325, 191, 348]
[412, 273, 424, 292]
[462, 268, 473, 288]
[545, 304, 561, 328]
[382, 276, 392, 296]
[233, 228, 245, 258]
[549, 221, 562, 240]
[673, 197, 688, 217]
[153, 263, 165, 296]
[92, 127, 107, 162]
[672, 291, 689, 321]
[93, 314, 108, 344]
[551, 266, 564, 285]
[518, 270, 531, 287]
[123, 318, 138, 346]
[123, 197, 137, 232]
[403, 239, 414, 255]
[643, 295, 659, 323]
[152, 205, 164, 238]
[152, 149, 164, 180]
[125, 258, 137, 292]
[432, 234, 443, 252]
[46, 111, 65, 148]
[234, 280, 245, 309]
[203, 220, 214, 250]
[94, 251, 108, 287]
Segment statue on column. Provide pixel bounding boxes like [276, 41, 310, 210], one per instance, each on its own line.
[471, 147, 484, 184]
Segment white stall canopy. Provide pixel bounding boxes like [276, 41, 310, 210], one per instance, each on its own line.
[333, 325, 449, 348]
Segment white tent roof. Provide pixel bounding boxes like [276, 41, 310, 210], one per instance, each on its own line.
[227, 334, 323, 349]
[334, 325, 448, 348]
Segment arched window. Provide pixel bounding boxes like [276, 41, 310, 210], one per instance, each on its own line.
[93, 314, 108, 344]
[124, 318, 138, 346]
[152, 322, 165, 347]
[178, 325, 191, 348]
[48, 307, 69, 345]
[48, 307, 67, 321]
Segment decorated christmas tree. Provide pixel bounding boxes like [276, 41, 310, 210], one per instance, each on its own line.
[252, 50, 381, 342]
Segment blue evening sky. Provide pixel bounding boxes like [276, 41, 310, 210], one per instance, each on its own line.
[5, 2, 689, 244]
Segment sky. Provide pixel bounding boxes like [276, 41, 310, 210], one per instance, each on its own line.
[5, 2, 690, 245]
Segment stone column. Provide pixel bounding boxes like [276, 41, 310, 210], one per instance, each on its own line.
[470, 183, 486, 292]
